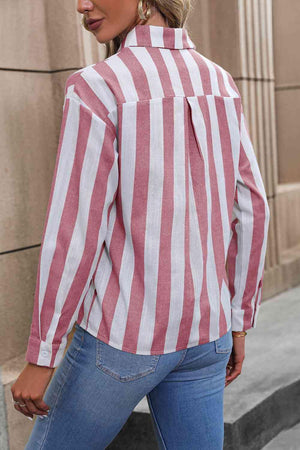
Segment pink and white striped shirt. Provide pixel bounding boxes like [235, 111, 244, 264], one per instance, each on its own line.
[25, 24, 270, 368]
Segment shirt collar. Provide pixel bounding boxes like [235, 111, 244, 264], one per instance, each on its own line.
[117, 24, 196, 53]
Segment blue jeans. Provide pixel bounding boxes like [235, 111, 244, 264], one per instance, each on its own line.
[25, 323, 232, 449]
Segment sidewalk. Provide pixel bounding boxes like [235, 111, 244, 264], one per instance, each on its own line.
[222, 283, 300, 449]
[263, 421, 300, 450]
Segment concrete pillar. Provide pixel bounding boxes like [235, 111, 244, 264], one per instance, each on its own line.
[0, 1, 86, 447]
[273, 0, 300, 287]
[190, 0, 281, 297]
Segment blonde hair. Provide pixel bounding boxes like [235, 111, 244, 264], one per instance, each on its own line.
[82, 0, 193, 59]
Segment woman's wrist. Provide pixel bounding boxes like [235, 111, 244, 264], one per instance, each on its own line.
[231, 330, 247, 337]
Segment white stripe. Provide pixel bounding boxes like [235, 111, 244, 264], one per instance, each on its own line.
[189, 97, 220, 339]
[47, 111, 108, 343]
[130, 47, 165, 98]
[174, 28, 183, 48]
[180, 49, 205, 95]
[201, 55, 222, 96]
[150, 25, 164, 48]
[137, 98, 165, 352]
[232, 168, 254, 305]
[221, 279, 231, 329]
[164, 97, 186, 351]
[222, 69, 240, 97]
[89, 251, 112, 332]
[160, 49, 186, 96]
[81, 282, 96, 327]
[188, 158, 203, 344]
[224, 97, 241, 178]
[39, 98, 80, 337]
[208, 96, 230, 258]
[106, 55, 140, 102]
[81, 65, 117, 111]
[109, 102, 137, 345]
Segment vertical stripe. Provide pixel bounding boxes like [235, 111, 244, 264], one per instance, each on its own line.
[122, 100, 151, 351]
[117, 50, 152, 101]
[146, 48, 176, 98]
[51, 115, 117, 363]
[176, 98, 196, 349]
[196, 96, 221, 339]
[150, 98, 174, 353]
[188, 99, 211, 343]
[188, 155, 203, 345]
[27, 97, 71, 364]
[42, 102, 91, 330]
[171, 51, 195, 97]
[164, 97, 186, 351]
[190, 51, 213, 95]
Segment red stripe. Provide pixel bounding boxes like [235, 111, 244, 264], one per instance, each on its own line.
[117, 50, 152, 100]
[93, 63, 126, 105]
[227, 73, 240, 96]
[190, 51, 213, 95]
[26, 97, 72, 364]
[122, 101, 151, 351]
[188, 98, 210, 344]
[41, 102, 91, 343]
[172, 51, 195, 97]
[238, 144, 266, 328]
[163, 26, 175, 49]
[146, 48, 175, 97]
[212, 63, 231, 97]
[64, 71, 83, 95]
[136, 24, 152, 47]
[199, 97, 227, 334]
[150, 98, 175, 353]
[182, 29, 190, 49]
[52, 116, 116, 360]
[215, 97, 236, 227]
[74, 76, 111, 125]
[176, 98, 196, 349]
[97, 104, 125, 342]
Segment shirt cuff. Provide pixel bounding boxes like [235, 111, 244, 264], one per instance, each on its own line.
[25, 335, 66, 368]
[231, 302, 261, 332]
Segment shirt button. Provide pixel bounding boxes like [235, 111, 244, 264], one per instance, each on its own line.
[41, 351, 48, 357]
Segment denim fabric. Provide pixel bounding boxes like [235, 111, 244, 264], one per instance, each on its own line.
[25, 323, 232, 449]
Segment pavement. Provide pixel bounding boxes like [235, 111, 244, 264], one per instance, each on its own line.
[221, 283, 300, 449]
[263, 421, 300, 450]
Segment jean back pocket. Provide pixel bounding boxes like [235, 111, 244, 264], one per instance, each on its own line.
[214, 328, 233, 354]
[95, 340, 160, 382]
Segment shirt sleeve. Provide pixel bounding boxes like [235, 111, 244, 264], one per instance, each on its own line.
[226, 102, 270, 332]
[25, 75, 119, 367]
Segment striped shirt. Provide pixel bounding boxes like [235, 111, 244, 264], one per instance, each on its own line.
[25, 24, 270, 368]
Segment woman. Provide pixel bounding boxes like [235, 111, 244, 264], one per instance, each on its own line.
[12, 0, 270, 449]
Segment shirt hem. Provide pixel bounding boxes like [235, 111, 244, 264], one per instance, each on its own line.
[76, 320, 233, 355]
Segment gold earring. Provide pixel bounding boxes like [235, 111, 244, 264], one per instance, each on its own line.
[138, 0, 152, 21]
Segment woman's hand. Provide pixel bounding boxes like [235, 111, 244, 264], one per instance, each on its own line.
[11, 363, 55, 420]
[225, 334, 245, 387]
